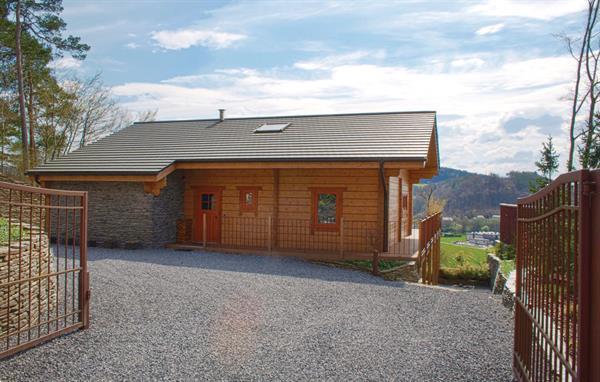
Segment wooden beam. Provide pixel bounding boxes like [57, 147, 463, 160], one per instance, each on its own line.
[174, 160, 424, 171]
[143, 177, 167, 196]
[38, 174, 160, 182]
[36, 160, 426, 184]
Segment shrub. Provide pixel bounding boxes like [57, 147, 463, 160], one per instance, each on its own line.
[0, 218, 26, 245]
[494, 242, 515, 260]
[440, 264, 490, 283]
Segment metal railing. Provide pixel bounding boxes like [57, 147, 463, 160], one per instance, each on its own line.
[181, 214, 427, 263]
[0, 181, 89, 359]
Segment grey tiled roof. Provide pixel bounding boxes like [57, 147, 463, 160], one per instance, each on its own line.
[30, 111, 437, 175]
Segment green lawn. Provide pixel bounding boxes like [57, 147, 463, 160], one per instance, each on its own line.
[441, 234, 466, 244]
[501, 260, 516, 275]
[440, 239, 488, 268]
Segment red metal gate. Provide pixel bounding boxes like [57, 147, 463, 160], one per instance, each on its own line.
[0, 181, 89, 358]
[514, 170, 599, 381]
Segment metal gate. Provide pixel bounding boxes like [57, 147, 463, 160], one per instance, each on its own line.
[0, 181, 89, 358]
[514, 170, 598, 381]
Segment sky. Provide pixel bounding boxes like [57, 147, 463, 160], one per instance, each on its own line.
[56, 0, 587, 175]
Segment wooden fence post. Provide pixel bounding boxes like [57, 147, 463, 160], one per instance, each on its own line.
[202, 213, 207, 248]
[340, 217, 344, 258]
[372, 250, 380, 275]
[268, 216, 272, 253]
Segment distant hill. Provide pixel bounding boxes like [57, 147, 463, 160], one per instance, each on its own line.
[413, 167, 541, 218]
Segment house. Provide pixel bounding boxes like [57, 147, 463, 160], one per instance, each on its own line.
[28, 110, 439, 259]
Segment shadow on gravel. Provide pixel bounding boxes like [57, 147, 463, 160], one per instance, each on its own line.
[87, 247, 409, 289]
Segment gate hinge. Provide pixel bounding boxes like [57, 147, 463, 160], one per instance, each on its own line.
[582, 180, 596, 196]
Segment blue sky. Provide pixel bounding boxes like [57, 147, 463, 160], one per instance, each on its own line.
[56, 0, 586, 175]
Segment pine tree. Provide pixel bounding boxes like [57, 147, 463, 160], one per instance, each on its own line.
[530, 135, 560, 192]
[3, 0, 89, 170]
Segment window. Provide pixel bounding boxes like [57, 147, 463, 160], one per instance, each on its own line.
[237, 186, 261, 214]
[201, 193, 215, 210]
[254, 123, 290, 133]
[311, 188, 345, 232]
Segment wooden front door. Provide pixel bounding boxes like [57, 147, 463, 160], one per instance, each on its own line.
[194, 189, 222, 244]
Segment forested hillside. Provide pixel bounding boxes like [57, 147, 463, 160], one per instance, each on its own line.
[413, 168, 541, 217]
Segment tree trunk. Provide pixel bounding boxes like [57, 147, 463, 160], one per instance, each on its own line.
[568, 1, 595, 171]
[14, 0, 29, 171]
[27, 71, 36, 167]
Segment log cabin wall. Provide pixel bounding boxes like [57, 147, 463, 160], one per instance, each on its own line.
[182, 168, 381, 253]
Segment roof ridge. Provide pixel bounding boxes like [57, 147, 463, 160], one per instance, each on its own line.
[133, 110, 437, 125]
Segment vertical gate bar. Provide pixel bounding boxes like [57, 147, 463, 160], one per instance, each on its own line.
[28, 191, 33, 342]
[578, 170, 591, 382]
[559, 183, 566, 380]
[16, 190, 23, 345]
[47, 194, 52, 334]
[71, 197, 76, 325]
[79, 192, 89, 329]
[6, 189, 12, 349]
[55, 195, 60, 332]
[514, 201, 521, 376]
[532, 200, 542, 380]
[543, 193, 549, 382]
[574, 180, 579, 373]
[64, 196, 69, 328]
[568, 180, 574, 378]
[37, 193, 43, 339]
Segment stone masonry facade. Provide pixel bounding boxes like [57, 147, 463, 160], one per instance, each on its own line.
[48, 172, 184, 248]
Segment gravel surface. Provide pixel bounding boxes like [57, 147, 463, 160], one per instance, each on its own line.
[0, 248, 514, 381]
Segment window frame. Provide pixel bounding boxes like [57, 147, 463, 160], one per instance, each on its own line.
[310, 187, 346, 233]
[237, 186, 262, 214]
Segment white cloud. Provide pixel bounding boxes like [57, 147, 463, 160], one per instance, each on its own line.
[450, 57, 486, 70]
[48, 56, 82, 70]
[467, 0, 586, 21]
[151, 28, 247, 50]
[125, 42, 140, 49]
[294, 50, 386, 70]
[476, 23, 505, 35]
[112, 54, 574, 174]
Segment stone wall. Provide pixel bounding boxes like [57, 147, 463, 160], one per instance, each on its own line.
[487, 253, 515, 309]
[0, 229, 56, 336]
[48, 171, 184, 248]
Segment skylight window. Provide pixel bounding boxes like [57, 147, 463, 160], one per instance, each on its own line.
[254, 123, 290, 133]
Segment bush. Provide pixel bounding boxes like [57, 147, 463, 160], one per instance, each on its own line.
[0, 217, 27, 245]
[494, 242, 515, 260]
[440, 264, 490, 283]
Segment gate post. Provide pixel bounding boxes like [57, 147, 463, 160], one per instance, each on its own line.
[79, 191, 90, 329]
[587, 170, 600, 381]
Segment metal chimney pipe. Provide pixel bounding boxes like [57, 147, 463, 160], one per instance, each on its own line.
[219, 109, 225, 122]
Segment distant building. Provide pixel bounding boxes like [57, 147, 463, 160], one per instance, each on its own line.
[466, 231, 499, 246]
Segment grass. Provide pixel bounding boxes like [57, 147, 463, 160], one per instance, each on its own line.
[343, 259, 407, 271]
[0, 217, 27, 245]
[440, 235, 490, 284]
[501, 260, 515, 275]
[440, 241, 488, 268]
[441, 233, 466, 244]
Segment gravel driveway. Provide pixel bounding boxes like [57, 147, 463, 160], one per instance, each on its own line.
[0, 248, 514, 381]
